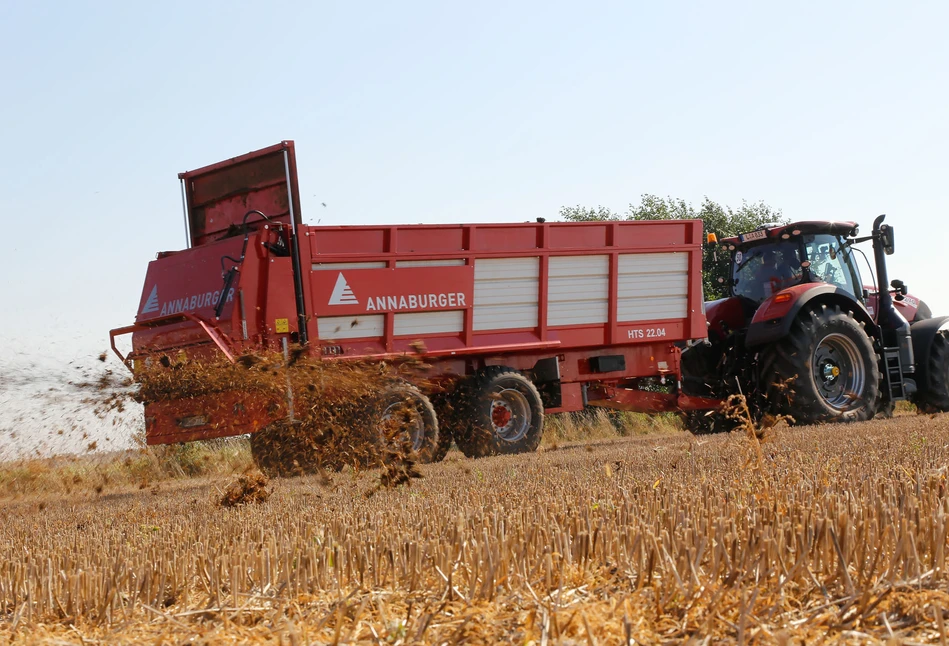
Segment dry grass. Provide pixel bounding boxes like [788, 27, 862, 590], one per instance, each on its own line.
[0, 439, 253, 499]
[1, 413, 949, 643]
[545, 408, 682, 445]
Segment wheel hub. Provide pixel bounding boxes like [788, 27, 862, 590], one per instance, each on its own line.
[488, 388, 532, 443]
[381, 400, 425, 452]
[821, 362, 841, 383]
[491, 401, 513, 429]
[812, 333, 866, 411]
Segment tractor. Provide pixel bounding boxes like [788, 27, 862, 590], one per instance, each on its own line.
[681, 215, 949, 430]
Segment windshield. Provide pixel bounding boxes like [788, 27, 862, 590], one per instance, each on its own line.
[731, 234, 862, 304]
[732, 241, 803, 302]
[802, 234, 860, 299]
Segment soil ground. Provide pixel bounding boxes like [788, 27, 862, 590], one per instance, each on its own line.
[3, 412, 949, 644]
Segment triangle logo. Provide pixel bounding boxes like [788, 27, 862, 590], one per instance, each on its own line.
[141, 285, 160, 314]
[328, 273, 358, 305]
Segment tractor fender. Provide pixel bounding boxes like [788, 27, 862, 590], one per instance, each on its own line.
[745, 284, 876, 348]
[910, 316, 949, 392]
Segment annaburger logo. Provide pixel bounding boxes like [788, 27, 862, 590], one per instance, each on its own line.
[139, 285, 235, 317]
[326, 272, 467, 312]
[142, 285, 160, 314]
[328, 273, 358, 305]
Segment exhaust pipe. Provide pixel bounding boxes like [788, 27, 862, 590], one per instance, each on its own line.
[872, 215, 915, 379]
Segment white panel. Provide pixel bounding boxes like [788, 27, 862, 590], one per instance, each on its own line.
[547, 255, 609, 326]
[396, 259, 466, 268]
[617, 252, 689, 322]
[317, 315, 384, 340]
[473, 257, 539, 331]
[312, 261, 386, 271]
[394, 310, 464, 336]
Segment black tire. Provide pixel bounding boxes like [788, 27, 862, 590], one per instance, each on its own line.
[429, 391, 460, 462]
[454, 367, 545, 458]
[371, 383, 440, 463]
[758, 304, 880, 425]
[913, 300, 933, 322]
[251, 383, 439, 476]
[681, 409, 733, 434]
[915, 332, 949, 412]
[876, 399, 896, 419]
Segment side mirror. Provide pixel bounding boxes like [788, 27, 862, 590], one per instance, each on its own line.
[880, 224, 895, 255]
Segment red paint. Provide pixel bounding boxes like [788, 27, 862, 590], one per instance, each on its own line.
[704, 297, 746, 340]
[112, 141, 718, 445]
[749, 283, 814, 326]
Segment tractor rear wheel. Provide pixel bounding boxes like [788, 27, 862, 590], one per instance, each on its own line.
[914, 300, 933, 322]
[915, 332, 949, 412]
[758, 305, 880, 425]
[681, 409, 734, 434]
[454, 367, 545, 458]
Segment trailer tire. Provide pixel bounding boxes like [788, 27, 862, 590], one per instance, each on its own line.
[455, 367, 545, 458]
[370, 383, 440, 463]
[915, 332, 949, 412]
[758, 305, 880, 425]
[429, 391, 461, 462]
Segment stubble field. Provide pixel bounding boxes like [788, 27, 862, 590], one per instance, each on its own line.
[3, 412, 949, 644]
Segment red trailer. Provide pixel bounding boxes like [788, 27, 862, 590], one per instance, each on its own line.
[111, 141, 718, 465]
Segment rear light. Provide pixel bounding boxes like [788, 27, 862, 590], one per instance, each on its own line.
[177, 415, 209, 428]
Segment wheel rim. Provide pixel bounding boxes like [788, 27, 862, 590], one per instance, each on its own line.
[489, 387, 531, 442]
[381, 399, 425, 452]
[812, 333, 866, 410]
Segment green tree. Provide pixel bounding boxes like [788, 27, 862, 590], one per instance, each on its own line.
[560, 195, 786, 300]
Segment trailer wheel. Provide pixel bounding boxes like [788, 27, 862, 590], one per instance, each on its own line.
[758, 305, 880, 425]
[915, 332, 949, 412]
[455, 367, 545, 458]
[370, 383, 440, 463]
[429, 391, 460, 462]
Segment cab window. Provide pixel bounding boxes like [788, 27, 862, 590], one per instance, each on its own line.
[803, 234, 858, 299]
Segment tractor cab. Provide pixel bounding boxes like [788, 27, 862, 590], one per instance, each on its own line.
[724, 221, 862, 309]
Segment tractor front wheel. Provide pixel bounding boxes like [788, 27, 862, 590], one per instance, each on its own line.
[758, 305, 880, 425]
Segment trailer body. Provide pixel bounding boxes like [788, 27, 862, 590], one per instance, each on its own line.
[112, 142, 715, 446]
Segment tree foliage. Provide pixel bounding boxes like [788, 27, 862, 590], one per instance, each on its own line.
[560, 195, 786, 300]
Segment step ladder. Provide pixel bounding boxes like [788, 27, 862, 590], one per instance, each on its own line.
[883, 348, 906, 401]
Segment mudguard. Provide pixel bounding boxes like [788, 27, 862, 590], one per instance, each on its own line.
[745, 284, 876, 348]
[704, 297, 746, 341]
[910, 316, 949, 392]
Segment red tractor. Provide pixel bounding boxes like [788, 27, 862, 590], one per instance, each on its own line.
[681, 215, 949, 430]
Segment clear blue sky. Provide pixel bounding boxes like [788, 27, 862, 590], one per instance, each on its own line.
[1, 0, 947, 366]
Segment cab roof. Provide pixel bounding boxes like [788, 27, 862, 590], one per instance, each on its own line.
[720, 220, 859, 247]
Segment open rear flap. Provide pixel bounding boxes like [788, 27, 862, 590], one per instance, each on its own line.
[179, 140, 302, 247]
